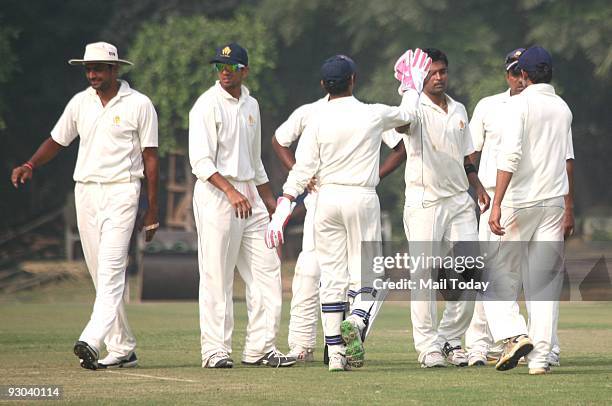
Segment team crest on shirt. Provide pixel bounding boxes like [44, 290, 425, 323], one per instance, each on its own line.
[459, 120, 465, 129]
[248, 114, 256, 126]
[113, 116, 121, 125]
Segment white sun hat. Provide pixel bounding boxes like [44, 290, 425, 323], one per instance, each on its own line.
[68, 42, 133, 66]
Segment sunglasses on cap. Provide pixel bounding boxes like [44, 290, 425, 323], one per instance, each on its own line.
[213, 63, 245, 73]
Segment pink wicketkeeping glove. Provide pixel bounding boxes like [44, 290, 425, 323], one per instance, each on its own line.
[265, 196, 296, 249]
[394, 48, 432, 95]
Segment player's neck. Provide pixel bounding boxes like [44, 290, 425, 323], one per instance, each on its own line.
[328, 91, 352, 101]
[96, 80, 120, 107]
[426, 92, 447, 111]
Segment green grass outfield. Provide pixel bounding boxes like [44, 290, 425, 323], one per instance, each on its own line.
[1, 277, 611, 405]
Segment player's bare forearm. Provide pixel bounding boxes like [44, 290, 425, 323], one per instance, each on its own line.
[208, 172, 252, 218]
[469, 151, 481, 167]
[141, 147, 160, 241]
[272, 136, 296, 171]
[493, 170, 513, 207]
[11, 137, 64, 188]
[256, 182, 276, 215]
[563, 159, 575, 238]
[142, 148, 160, 214]
[379, 141, 406, 180]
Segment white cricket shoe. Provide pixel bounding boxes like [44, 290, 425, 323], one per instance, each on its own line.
[420, 351, 447, 368]
[98, 352, 138, 369]
[287, 346, 315, 362]
[203, 351, 233, 368]
[467, 351, 488, 367]
[443, 343, 468, 367]
[547, 350, 561, 367]
[328, 353, 350, 372]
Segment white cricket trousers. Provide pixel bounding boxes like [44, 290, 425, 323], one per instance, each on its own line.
[403, 192, 478, 362]
[193, 179, 282, 364]
[315, 185, 382, 355]
[288, 192, 321, 350]
[76, 181, 140, 357]
[466, 188, 498, 355]
[483, 199, 564, 369]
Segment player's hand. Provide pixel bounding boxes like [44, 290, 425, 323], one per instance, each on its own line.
[139, 207, 159, 242]
[265, 196, 296, 248]
[475, 185, 491, 214]
[226, 188, 252, 219]
[562, 207, 575, 239]
[394, 48, 432, 95]
[11, 164, 33, 188]
[306, 176, 318, 193]
[488, 204, 505, 236]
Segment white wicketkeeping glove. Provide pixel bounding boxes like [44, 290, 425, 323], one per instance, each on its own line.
[394, 48, 432, 95]
[265, 197, 296, 249]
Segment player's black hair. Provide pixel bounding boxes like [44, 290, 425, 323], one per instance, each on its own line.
[525, 63, 553, 83]
[423, 48, 448, 67]
[322, 76, 352, 95]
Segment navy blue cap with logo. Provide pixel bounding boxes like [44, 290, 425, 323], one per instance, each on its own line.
[517, 46, 552, 72]
[504, 48, 526, 71]
[210, 42, 249, 66]
[321, 55, 356, 83]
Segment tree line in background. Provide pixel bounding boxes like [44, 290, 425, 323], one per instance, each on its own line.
[1, 0, 611, 237]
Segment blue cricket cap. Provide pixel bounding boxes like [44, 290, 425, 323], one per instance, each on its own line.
[517, 46, 552, 72]
[320, 55, 356, 82]
[210, 42, 248, 66]
[504, 48, 526, 71]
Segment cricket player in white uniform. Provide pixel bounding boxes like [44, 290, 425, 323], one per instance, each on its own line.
[466, 48, 574, 367]
[484, 46, 574, 375]
[272, 76, 407, 362]
[189, 43, 295, 369]
[393, 48, 490, 368]
[465, 48, 526, 366]
[266, 51, 431, 371]
[11, 42, 160, 370]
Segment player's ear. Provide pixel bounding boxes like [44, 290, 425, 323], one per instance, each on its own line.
[241, 66, 250, 80]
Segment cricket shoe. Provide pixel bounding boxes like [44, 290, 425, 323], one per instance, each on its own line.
[98, 352, 138, 369]
[467, 350, 488, 367]
[495, 335, 534, 371]
[340, 319, 365, 368]
[529, 366, 551, 375]
[242, 349, 296, 368]
[287, 346, 315, 362]
[74, 341, 99, 370]
[420, 351, 447, 368]
[203, 351, 234, 368]
[328, 353, 350, 372]
[547, 350, 560, 367]
[442, 343, 468, 367]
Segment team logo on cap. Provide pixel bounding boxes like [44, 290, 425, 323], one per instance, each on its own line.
[514, 50, 523, 58]
[222, 46, 231, 57]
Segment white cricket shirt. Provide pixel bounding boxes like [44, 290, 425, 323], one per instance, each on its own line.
[274, 96, 329, 147]
[282, 91, 417, 198]
[189, 81, 268, 185]
[275, 95, 402, 150]
[51, 80, 158, 183]
[470, 89, 511, 189]
[497, 83, 574, 207]
[402, 93, 474, 208]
